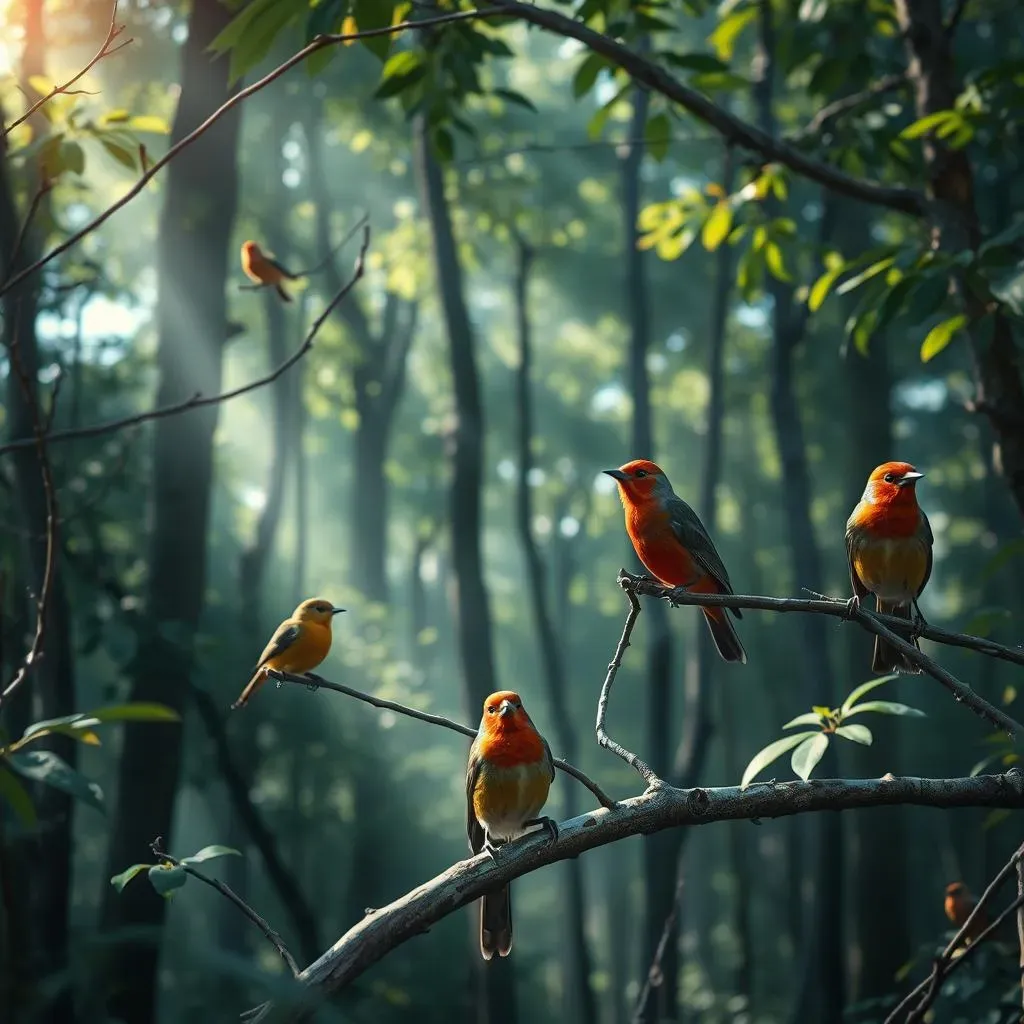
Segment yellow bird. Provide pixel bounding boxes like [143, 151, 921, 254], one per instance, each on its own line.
[231, 598, 345, 709]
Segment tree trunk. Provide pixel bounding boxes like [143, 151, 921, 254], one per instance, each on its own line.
[415, 118, 515, 1024]
[99, 2, 241, 1020]
[753, 5, 843, 1020]
[895, 0, 1024, 523]
[0, 2, 77, 1018]
[511, 239, 596, 1024]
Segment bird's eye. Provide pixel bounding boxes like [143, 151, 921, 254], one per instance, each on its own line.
[883, 473, 895, 483]
[634, 469, 647, 479]
[487, 705, 496, 714]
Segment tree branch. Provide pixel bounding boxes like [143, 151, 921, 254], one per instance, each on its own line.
[265, 670, 618, 810]
[2, 1, 131, 137]
[788, 73, 907, 143]
[0, 225, 370, 456]
[619, 572, 1024, 737]
[486, 0, 928, 217]
[149, 837, 300, 978]
[248, 769, 1024, 1023]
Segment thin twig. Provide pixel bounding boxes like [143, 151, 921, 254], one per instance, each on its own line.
[0, 9, 501, 299]
[631, 872, 684, 1024]
[886, 840, 1024, 1023]
[619, 572, 1024, 738]
[0, 225, 371, 456]
[0, 340, 58, 709]
[3, 2, 131, 137]
[595, 583, 659, 785]
[0, 181, 52, 289]
[789, 73, 907, 142]
[267, 670, 618, 810]
[149, 837, 300, 978]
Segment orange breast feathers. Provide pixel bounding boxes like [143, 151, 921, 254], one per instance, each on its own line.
[847, 503, 930, 603]
[266, 621, 332, 672]
[241, 241, 291, 286]
[626, 504, 709, 590]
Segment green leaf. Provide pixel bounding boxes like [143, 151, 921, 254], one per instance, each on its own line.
[645, 111, 671, 162]
[841, 675, 898, 714]
[126, 115, 170, 135]
[100, 137, 137, 170]
[836, 256, 896, 296]
[586, 83, 628, 141]
[374, 64, 425, 99]
[432, 126, 454, 162]
[708, 6, 757, 61]
[782, 712, 824, 729]
[208, 0, 278, 54]
[764, 241, 792, 282]
[844, 701, 926, 718]
[493, 88, 537, 113]
[148, 863, 187, 897]
[110, 863, 150, 893]
[86, 703, 181, 724]
[740, 732, 818, 790]
[900, 110, 959, 139]
[353, 0, 396, 61]
[181, 845, 242, 865]
[702, 202, 732, 252]
[0, 765, 36, 827]
[791, 734, 829, 781]
[661, 52, 731, 74]
[6, 751, 103, 812]
[920, 313, 967, 362]
[808, 265, 843, 312]
[835, 724, 873, 745]
[572, 52, 606, 99]
[99, 109, 131, 125]
[379, 49, 420, 81]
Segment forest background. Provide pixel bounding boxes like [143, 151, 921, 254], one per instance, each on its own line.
[1, 0, 1024, 1023]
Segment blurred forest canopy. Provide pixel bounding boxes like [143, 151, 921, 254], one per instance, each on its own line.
[1, 0, 1024, 1022]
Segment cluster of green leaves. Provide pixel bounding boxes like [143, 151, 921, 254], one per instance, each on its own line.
[0, 703, 179, 826]
[111, 844, 241, 899]
[1, 74, 168, 182]
[740, 676, 925, 789]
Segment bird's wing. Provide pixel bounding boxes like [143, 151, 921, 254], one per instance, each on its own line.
[466, 740, 485, 854]
[845, 512, 870, 599]
[665, 493, 737, 596]
[268, 256, 297, 280]
[253, 621, 302, 671]
[916, 509, 934, 598]
[542, 737, 556, 785]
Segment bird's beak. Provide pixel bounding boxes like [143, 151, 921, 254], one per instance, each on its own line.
[898, 471, 924, 487]
[603, 469, 628, 482]
[497, 699, 514, 718]
[331, 607, 346, 616]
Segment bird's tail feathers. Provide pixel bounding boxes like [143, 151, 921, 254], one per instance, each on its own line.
[702, 607, 747, 664]
[479, 885, 512, 960]
[275, 283, 292, 302]
[872, 601, 921, 674]
[231, 668, 266, 709]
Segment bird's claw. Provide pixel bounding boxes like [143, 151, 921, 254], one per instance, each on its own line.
[303, 672, 324, 692]
[482, 839, 501, 863]
[525, 816, 559, 844]
[844, 595, 861, 620]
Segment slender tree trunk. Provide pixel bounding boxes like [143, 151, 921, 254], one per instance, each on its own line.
[753, 5, 842, 1020]
[895, 0, 1024, 523]
[511, 240, 596, 1023]
[415, 117, 515, 1024]
[99, 3, 241, 1020]
[0, 4, 76, 1018]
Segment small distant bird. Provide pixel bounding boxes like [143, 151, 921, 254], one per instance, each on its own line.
[466, 691, 557, 960]
[604, 459, 746, 664]
[944, 882, 989, 945]
[232, 598, 344, 709]
[240, 240, 299, 302]
[846, 461, 932, 673]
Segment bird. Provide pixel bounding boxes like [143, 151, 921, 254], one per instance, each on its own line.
[466, 690, 557, 960]
[604, 459, 746, 664]
[240, 240, 299, 302]
[846, 461, 932, 674]
[231, 598, 345, 709]
[944, 881, 989, 945]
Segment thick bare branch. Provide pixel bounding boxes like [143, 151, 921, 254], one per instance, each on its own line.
[620, 572, 1024, 737]
[0, 226, 370, 456]
[248, 769, 1024, 1023]
[266, 670, 618, 810]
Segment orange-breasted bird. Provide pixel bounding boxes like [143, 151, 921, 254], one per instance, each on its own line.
[240, 240, 299, 302]
[466, 691, 557, 960]
[944, 882, 989, 945]
[846, 462, 932, 674]
[231, 598, 344, 709]
[604, 459, 746, 664]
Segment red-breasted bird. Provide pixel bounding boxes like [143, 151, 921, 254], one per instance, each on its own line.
[846, 462, 932, 674]
[466, 691, 557, 960]
[604, 459, 746, 664]
[240, 240, 299, 302]
[231, 598, 344, 709]
[944, 882, 989, 945]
